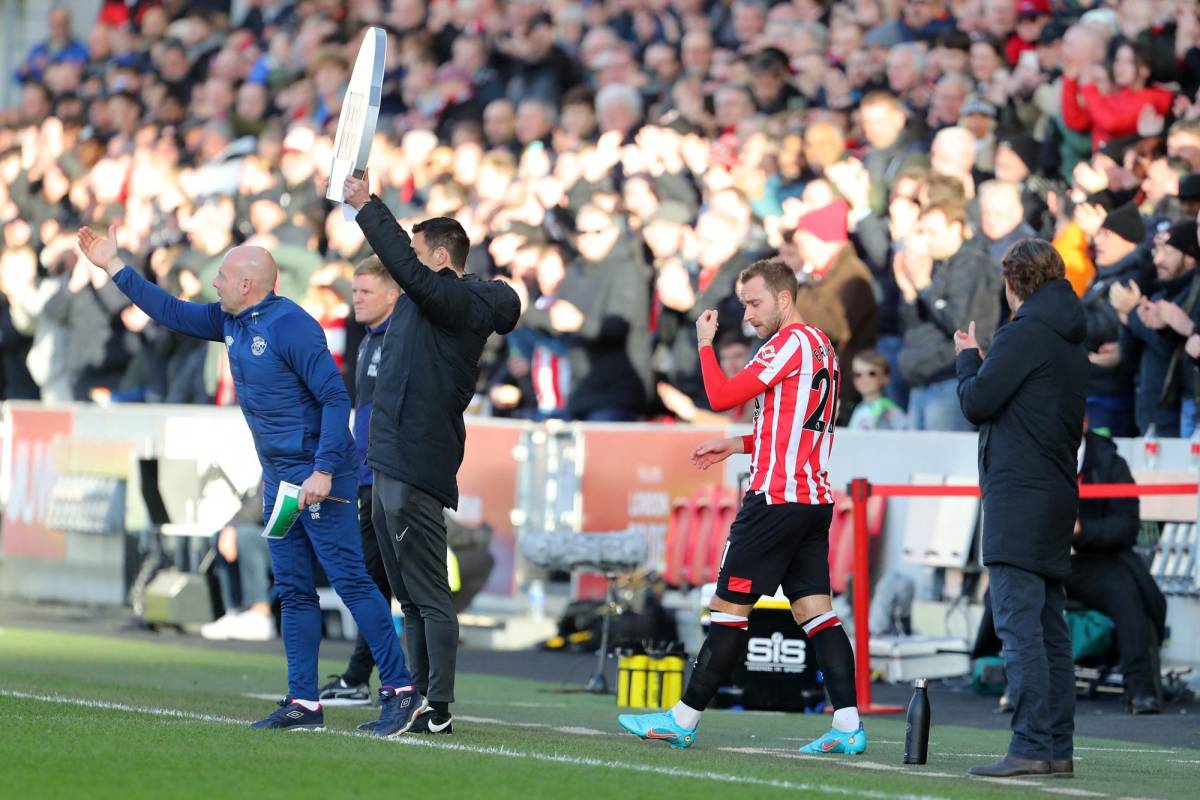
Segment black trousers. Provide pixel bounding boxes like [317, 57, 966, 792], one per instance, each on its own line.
[990, 564, 1076, 761]
[342, 485, 394, 686]
[372, 472, 458, 704]
[1065, 556, 1159, 699]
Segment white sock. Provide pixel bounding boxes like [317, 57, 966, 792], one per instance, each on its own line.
[832, 706, 861, 733]
[292, 698, 320, 711]
[671, 701, 702, 729]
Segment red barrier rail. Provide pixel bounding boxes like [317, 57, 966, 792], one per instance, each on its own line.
[847, 478, 1199, 714]
[867, 483, 1199, 499]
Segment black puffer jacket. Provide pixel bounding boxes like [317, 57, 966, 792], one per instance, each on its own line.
[956, 279, 1088, 579]
[356, 198, 521, 510]
[1080, 247, 1154, 397]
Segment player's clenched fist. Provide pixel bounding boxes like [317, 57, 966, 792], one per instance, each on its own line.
[696, 309, 719, 346]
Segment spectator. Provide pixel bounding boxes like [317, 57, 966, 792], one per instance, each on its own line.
[201, 484, 275, 642]
[1080, 202, 1154, 436]
[3, 231, 72, 401]
[14, 7, 89, 85]
[847, 350, 907, 430]
[482, 98, 519, 154]
[930, 125, 988, 203]
[1134, 222, 1200, 435]
[524, 206, 650, 421]
[993, 134, 1051, 233]
[886, 42, 929, 102]
[41, 249, 135, 400]
[789, 199, 879, 417]
[927, 73, 973, 133]
[749, 48, 801, 115]
[1111, 221, 1199, 436]
[851, 164, 930, 409]
[103, 265, 211, 404]
[657, 333, 754, 425]
[1062, 38, 1174, 152]
[515, 98, 556, 150]
[595, 83, 643, 139]
[897, 198, 1001, 430]
[859, 91, 927, 216]
[1177, 173, 1200, 220]
[654, 210, 748, 408]
[979, 180, 1037, 275]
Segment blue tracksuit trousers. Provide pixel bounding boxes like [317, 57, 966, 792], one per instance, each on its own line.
[264, 469, 412, 700]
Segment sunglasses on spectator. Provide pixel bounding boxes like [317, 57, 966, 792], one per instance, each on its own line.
[853, 369, 880, 378]
[578, 228, 609, 236]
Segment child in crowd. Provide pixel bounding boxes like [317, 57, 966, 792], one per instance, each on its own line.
[848, 350, 908, 430]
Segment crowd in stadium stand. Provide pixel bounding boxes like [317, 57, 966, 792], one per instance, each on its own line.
[4, 0, 1200, 433]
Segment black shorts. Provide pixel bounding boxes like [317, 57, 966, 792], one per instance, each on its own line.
[715, 492, 833, 604]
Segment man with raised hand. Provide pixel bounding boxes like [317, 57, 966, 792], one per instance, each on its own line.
[76, 225, 423, 737]
[617, 259, 866, 755]
[342, 173, 521, 735]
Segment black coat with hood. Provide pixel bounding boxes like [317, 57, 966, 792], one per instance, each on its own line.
[956, 279, 1088, 579]
[356, 197, 522, 510]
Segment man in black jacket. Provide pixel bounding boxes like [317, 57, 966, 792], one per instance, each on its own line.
[1068, 427, 1167, 714]
[1111, 220, 1200, 436]
[344, 174, 522, 735]
[955, 239, 1088, 778]
[1079, 203, 1154, 437]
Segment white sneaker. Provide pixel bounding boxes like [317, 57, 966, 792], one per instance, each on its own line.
[201, 613, 240, 640]
[226, 610, 276, 642]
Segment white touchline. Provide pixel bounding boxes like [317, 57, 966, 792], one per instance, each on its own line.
[0, 690, 945, 800]
[721, 748, 1111, 799]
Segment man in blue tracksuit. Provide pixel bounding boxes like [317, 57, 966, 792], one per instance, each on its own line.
[77, 225, 424, 736]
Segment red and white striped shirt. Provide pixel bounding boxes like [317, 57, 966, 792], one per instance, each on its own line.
[743, 324, 839, 505]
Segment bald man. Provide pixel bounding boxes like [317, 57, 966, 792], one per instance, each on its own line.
[77, 226, 424, 737]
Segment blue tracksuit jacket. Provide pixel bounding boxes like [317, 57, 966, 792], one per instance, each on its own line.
[112, 267, 355, 484]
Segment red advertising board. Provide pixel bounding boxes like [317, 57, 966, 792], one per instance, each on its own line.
[576, 425, 732, 596]
[2, 407, 74, 559]
[458, 419, 524, 596]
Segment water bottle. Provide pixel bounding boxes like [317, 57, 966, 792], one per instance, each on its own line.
[903, 678, 930, 765]
[1143, 424, 1160, 469]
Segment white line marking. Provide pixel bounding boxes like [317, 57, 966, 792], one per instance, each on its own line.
[1074, 746, 1179, 754]
[0, 690, 945, 800]
[721, 747, 1112, 798]
[456, 714, 612, 737]
[241, 694, 572, 713]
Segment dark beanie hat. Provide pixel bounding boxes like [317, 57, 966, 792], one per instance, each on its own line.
[998, 133, 1038, 173]
[1179, 174, 1200, 202]
[1101, 203, 1146, 245]
[1098, 135, 1139, 165]
[1166, 219, 1200, 261]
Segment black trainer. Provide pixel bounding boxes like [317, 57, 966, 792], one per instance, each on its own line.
[410, 708, 454, 735]
[249, 697, 325, 731]
[317, 675, 371, 706]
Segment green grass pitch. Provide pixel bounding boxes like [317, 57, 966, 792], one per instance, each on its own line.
[0, 626, 1194, 800]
